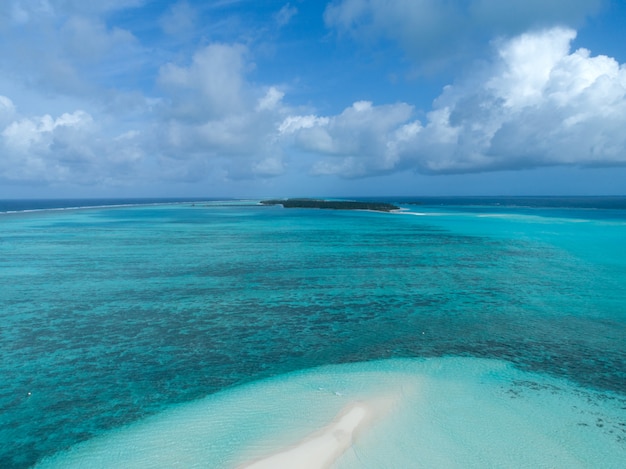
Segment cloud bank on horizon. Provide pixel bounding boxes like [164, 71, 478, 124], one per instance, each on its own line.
[0, 0, 625, 196]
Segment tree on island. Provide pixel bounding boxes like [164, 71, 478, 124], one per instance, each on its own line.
[260, 199, 399, 212]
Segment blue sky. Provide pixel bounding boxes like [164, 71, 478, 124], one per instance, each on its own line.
[1, 0, 626, 198]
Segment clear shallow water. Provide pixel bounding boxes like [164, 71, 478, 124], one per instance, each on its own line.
[1, 198, 625, 468]
[33, 358, 626, 469]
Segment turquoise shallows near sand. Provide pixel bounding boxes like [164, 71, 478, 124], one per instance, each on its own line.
[1, 199, 625, 467]
[34, 358, 626, 469]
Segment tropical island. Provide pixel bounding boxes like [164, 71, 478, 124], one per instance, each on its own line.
[260, 198, 400, 212]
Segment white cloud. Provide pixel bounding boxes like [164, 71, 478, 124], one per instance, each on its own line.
[160, 1, 196, 36]
[298, 100, 413, 156]
[60, 16, 136, 62]
[283, 27, 626, 177]
[274, 3, 297, 28]
[0, 96, 16, 127]
[257, 87, 285, 111]
[158, 43, 249, 121]
[417, 27, 626, 173]
[324, 0, 604, 71]
[486, 28, 576, 108]
[154, 43, 294, 181]
[0, 0, 52, 25]
[278, 115, 329, 134]
[0, 104, 148, 185]
[253, 157, 285, 177]
[33, 0, 146, 16]
[0, 2, 142, 97]
[2, 110, 92, 152]
[2, 2, 624, 192]
[283, 100, 413, 177]
[1, 110, 93, 182]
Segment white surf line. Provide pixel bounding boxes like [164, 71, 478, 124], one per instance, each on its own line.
[239, 403, 371, 469]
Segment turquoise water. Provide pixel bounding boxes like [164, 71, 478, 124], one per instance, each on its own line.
[1, 198, 625, 467]
[33, 358, 626, 469]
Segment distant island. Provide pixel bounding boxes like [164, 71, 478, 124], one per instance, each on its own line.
[260, 198, 400, 212]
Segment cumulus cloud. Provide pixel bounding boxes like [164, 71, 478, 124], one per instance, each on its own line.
[282, 27, 626, 176]
[257, 87, 285, 111]
[155, 43, 292, 180]
[0, 2, 162, 189]
[158, 43, 249, 121]
[324, 0, 604, 71]
[0, 33, 292, 187]
[420, 27, 626, 173]
[1, 1, 623, 191]
[0, 106, 145, 185]
[280, 100, 413, 176]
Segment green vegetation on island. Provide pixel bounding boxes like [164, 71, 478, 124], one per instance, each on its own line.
[260, 198, 399, 212]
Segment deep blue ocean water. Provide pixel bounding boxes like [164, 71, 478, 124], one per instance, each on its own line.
[1, 197, 625, 468]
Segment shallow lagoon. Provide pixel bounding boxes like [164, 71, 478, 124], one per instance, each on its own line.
[35, 358, 626, 468]
[1, 198, 625, 467]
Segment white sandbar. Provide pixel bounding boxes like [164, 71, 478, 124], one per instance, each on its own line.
[34, 357, 626, 469]
[240, 403, 369, 469]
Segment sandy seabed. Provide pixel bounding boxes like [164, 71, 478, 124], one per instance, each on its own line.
[35, 357, 626, 469]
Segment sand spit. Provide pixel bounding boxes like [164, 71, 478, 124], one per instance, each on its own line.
[33, 358, 626, 469]
[239, 403, 369, 469]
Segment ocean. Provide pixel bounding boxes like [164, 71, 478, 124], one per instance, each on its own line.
[1, 197, 625, 468]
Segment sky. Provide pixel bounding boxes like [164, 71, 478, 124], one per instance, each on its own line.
[1, 0, 626, 198]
